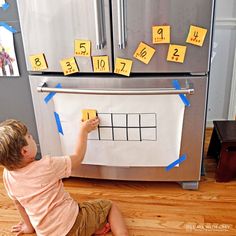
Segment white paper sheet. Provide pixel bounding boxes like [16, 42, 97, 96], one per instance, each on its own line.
[53, 93, 185, 167]
[0, 0, 5, 7]
[0, 26, 20, 77]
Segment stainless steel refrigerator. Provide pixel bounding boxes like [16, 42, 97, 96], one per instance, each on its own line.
[16, 0, 215, 189]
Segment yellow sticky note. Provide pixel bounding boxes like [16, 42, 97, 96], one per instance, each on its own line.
[92, 56, 110, 72]
[114, 58, 133, 76]
[152, 25, 170, 44]
[82, 109, 97, 121]
[133, 42, 156, 64]
[29, 54, 48, 71]
[186, 25, 207, 47]
[60, 57, 79, 75]
[167, 44, 187, 63]
[74, 39, 91, 57]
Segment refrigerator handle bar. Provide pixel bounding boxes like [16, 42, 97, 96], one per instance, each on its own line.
[117, 0, 127, 49]
[37, 83, 194, 95]
[94, 0, 106, 49]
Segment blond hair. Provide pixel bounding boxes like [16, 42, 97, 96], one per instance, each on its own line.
[0, 119, 28, 170]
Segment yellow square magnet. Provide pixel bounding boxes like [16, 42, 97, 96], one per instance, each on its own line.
[133, 42, 156, 64]
[82, 109, 97, 121]
[167, 44, 187, 63]
[114, 58, 133, 76]
[186, 25, 207, 47]
[92, 56, 110, 72]
[29, 53, 48, 71]
[60, 57, 79, 75]
[74, 39, 91, 57]
[152, 25, 170, 44]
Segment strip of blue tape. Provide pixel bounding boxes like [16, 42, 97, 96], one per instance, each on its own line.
[0, 22, 17, 33]
[54, 112, 63, 135]
[172, 80, 190, 107]
[2, 2, 10, 10]
[44, 83, 62, 104]
[165, 154, 187, 171]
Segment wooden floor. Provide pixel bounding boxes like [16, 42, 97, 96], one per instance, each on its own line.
[0, 128, 236, 236]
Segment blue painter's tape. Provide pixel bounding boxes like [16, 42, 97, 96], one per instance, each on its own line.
[165, 154, 187, 171]
[44, 83, 62, 104]
[2, 2, 10, 10]
[0, 22, 17, 33]
[172, 80, 190, 107]
[54, 112, 63, 135]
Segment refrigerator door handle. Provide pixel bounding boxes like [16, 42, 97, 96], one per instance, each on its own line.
[94, 0, 106, 49]
[37, 83, 194, 95]
[117, 0, 127, 49]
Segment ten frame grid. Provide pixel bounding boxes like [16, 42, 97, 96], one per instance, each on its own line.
[88, 113, 157, 142]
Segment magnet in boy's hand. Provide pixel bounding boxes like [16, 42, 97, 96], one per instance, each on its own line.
[81, 109, 97, 121]
[81, 116, 99, 133]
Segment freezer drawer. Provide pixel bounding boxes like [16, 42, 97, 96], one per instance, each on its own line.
[30, 75, 207, 183]
[16, 0, 113, 72]
[112, 0, 215, 73]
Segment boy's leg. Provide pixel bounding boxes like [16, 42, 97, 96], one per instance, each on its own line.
[108, 203, 129, 236]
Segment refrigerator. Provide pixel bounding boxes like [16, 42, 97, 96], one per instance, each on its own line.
[16, 0, 215, 189]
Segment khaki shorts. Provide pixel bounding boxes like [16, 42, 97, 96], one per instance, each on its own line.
[67, 199, 112, 236]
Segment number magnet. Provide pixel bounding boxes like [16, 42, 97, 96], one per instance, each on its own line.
[152, 25, 170, 44]
[60, 57, 79, 75]
[29, 54, 48, 71]
[92, 56, 110, 72]
[114, 58, 133, 76]
[81, 109, 97, 121]
[74, 39, 91, 57]
[186, 25, 207, 47]
[133, 42, 156, 64]
[167, 44, 187, 63]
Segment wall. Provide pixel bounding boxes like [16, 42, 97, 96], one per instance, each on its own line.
[207, 0, 236, 125]
[0, 0, 39, 145]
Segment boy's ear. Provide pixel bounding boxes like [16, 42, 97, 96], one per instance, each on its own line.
[21, 146, 28, 157]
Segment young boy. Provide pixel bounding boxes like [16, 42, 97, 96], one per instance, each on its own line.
[0, 119, 129, 236]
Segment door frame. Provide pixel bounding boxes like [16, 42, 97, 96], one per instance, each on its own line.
[210, 17, 236, 121]
[228, 39, 236, 119]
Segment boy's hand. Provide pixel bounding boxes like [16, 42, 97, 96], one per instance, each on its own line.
[11, 221, 35, 235]
[80, 117, 99, 134]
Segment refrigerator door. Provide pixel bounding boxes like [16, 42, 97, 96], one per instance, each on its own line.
[16, 0, 112, 72]
[112, 0, 214, 73]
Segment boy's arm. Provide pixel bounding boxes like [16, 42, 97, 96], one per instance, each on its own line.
[13, 200, 35, 233]
[70, 129, 88, 175]
[70, 117, 99, 175]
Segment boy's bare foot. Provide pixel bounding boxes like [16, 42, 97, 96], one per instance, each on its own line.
[94, 222, 111, 235]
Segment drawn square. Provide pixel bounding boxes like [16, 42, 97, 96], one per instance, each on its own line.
[99, 128, 112, 140]
[98, 113, 112, 127]
[128, 128, 141, 141]
[114, 128, 127, 141]
[112, 114, 127, 127]
[141, 113, 156, 127]
[88, 129, 99, 140]
[128, 114, 140, 127]
[141, 128, 157, 141]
